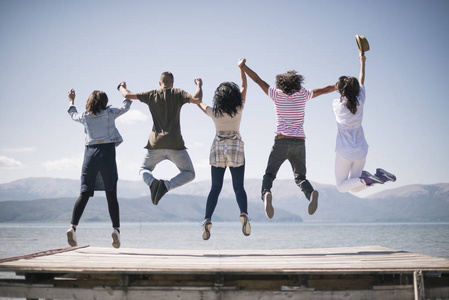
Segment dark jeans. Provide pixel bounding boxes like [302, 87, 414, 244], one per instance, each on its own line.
[262, 138, 315, 200]
[205, 165, 248, 220]
[71, 191, 120, 228]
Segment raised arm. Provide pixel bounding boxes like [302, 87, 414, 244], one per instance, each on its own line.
[68, 89, 75, 107]
[189, 78, 203, 104]
[359, 55, 366, 85]
[240, 60, 269, 95]
[117, 81, 139, 100]
[238, 58, 248, 101]
[312, 85, 337, 98]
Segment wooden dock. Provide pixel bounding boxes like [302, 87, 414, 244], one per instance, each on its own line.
[0, 245, 448, 299]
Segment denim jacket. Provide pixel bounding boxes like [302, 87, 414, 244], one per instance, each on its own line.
[68, 99, 131, 146]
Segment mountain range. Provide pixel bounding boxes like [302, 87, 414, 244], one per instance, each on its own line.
[0, 178, 448, 223]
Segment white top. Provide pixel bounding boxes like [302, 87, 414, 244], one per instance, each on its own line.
[332, 85, 368, 160]
[206, 105, 243, 132]
[268, 86, 313, 138]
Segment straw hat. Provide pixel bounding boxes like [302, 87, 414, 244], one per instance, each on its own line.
[355, 35, 370, 56]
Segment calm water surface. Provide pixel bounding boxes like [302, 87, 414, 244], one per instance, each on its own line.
[1, 222, 448, 259]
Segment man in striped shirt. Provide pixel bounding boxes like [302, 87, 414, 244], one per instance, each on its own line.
[240, 60, 336, 219]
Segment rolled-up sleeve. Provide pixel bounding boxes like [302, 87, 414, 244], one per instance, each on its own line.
[111, 99, 132, 119]
[68, 106, 84, 123]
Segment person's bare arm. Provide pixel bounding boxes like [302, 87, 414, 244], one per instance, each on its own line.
[196, 102, 209, 114]
[312, 85, 337, 98]
[238, 58, 248, 101]
[117, 81, 139, 100]
[359, 55, 366, 85]
[189, 78, 203, 104]
[240, 60, 269, 95]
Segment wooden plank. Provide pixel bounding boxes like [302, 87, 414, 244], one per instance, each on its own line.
[1, 245, 448, 275]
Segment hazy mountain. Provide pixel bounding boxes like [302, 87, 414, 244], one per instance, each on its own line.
[0, 178, 448, 223]
[0, 177, 147, 201]
[0, 194, 302, 223]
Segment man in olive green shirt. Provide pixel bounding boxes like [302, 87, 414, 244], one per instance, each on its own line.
[118, 72, 202, 205]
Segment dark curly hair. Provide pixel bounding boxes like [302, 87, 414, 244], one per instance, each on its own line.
[86, 90, 108, 115]
[276, 70, 304, 95]
[337, 76, 360, 114]
[212, 82, 243, 118]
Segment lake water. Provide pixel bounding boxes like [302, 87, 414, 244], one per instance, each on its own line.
[1, 222, 448, 260]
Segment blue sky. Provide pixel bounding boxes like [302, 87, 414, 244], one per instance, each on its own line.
[0, 0, 448, 197]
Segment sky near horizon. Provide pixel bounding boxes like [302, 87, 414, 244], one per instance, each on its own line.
[0, 0, 448, 198]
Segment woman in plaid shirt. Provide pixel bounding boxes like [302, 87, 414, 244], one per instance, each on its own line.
[196, 58, 250, 240]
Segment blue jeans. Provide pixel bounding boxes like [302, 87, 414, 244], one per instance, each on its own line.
[262, 138, 315, 200]
[140, 149, 195, 191]
[205, 165, 248, 220]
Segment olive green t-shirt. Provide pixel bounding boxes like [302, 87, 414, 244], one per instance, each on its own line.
[137, 88, 192, 150]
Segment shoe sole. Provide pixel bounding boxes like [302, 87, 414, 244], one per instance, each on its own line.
[67, 231, 77, 247]
[370, 174, 385, 184]
[308, 191, 319, 215]
[202, 223, 212, 240]
[377, 169, 396, 182]
[112, 232, 120, 249]
[240, 215, 251, 236]
[264, 193, 274, 219]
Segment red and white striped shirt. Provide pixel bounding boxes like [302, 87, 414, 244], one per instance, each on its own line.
[268, 86, 313, 138]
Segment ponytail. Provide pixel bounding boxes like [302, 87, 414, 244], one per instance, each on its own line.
[337, 76, 360, 114]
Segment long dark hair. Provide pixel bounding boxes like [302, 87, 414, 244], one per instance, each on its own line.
[86, 90, 108, 115]
[337, 76, 360, 114]
[212, 82, 242, 118]
[276, 70, 304, 95]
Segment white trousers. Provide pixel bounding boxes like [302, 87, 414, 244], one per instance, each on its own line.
[335, 154, 368, 193]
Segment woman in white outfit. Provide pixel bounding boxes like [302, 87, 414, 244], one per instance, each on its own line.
[333, 54, 396, 193]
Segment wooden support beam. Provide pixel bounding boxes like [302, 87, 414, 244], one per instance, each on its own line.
[414, 270, 425, 300]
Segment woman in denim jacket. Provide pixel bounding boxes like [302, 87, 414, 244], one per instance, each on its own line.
[66, 89, 131, 249]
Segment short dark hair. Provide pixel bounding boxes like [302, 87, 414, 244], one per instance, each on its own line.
[212, 82, 243, 118]
[337, 76, 360, 114]
[276, 70, 304, 95]
[86, 90, 108, 115]
[160, 72, 174, 86]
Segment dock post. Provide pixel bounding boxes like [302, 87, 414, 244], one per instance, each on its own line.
[414, 270, 425, 300]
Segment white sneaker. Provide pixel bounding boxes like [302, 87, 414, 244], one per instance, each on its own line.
[240, 213, 251, 236]
[263, 192, 274, 219]
[112, 229, 121, 249]
[202, 219, 212, 240]
[67, 227, 77, 247]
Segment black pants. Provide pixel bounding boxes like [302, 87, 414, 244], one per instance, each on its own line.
[71, 191, 120, 228]
[262, 138, 314, 200]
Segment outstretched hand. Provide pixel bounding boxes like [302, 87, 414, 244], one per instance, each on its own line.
[117, 81, 127, 91]
[359, 55, 366, 63]
[238, 58, 246, 68]
[194, 78, 203, 87]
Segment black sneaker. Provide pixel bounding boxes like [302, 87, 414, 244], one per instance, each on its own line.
[202, 219, 212, 240]
[150, 179, 160, 203]
[375, 168, 397, 182]
[263, 191, 274, 219]
[360, 171, 384, 186]
[240, 213, 251, 236]
[308, 190, 319, 215]
[153, 180, 168, 205]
